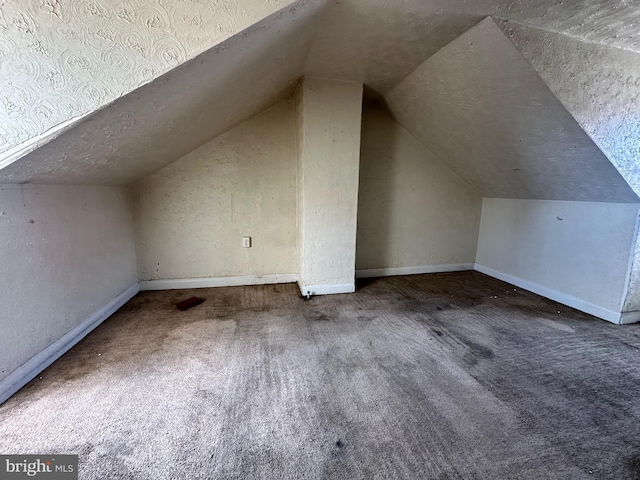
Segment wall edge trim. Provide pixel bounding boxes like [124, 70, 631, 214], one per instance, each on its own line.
[297, 282, 355, 296]
[0, 282, 140, 405]
[620, 311, 640, 325]
[356, 263, 474, 279]
[140, 274, 298, 291]
[474, 263, 622, 324]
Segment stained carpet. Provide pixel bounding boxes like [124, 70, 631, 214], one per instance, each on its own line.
[1, 272, 640, 479]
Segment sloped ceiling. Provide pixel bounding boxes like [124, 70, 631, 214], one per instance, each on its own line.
[384, 17, 638, 203]
[304, 0, 640, 92]
[491, 0, 640, 52]
[496, 19, 640, 195]
[0, 0, 296, 157]
[0, 0, 639, 198]
[0, 2, 324, 185]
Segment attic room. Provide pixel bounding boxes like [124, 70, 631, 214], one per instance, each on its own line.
[1, 0, 640, 478]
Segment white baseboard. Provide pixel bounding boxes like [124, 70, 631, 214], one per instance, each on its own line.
[297, 282, 355, 296]
[139, 274, 297, 291]
[356, 263, 474, 279]
[620, 311, 640, 325]
[0, 282, 139, 405]
[473, 264, 623, 324]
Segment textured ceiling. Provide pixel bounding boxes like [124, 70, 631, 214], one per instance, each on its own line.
[0, 2, 324, 185]
[384, 17, 638, 203]
[497, 19, 640, 196]
[0, 0, 295, 157]
[3, 0, 640, 157]
[0, 0, 638, 197]
[305, 0, 640, 92]
[491, 0, 640, 52]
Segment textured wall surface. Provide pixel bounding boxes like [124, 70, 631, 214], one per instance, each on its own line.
[476, 198, 640, 313]
[294, 82, 306, 282]
[499, 20, 640, 196]
[296, 78, 363, 290]
[356, 104, 481, 270]
[385, 17, 638, 203]
[133, 100, 297, 281]
[0, 1, 323, 185]
[0, 0, 295, 157]
[0, 184, 137, 382]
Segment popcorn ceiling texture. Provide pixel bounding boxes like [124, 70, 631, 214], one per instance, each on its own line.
[384, 18, 639, 203]
[491, 0, 640, 52]
[497, 20, 640, 196]
[0, 0, 292, 156]
[3, 0, 640, 161]
[0, 1, 323, 185]
[0, 0, 639, 198]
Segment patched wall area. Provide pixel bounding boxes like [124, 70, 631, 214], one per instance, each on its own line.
[356, 104, 481, 272]
[133, 100, 298, 282]
[0, 184, 137, 383]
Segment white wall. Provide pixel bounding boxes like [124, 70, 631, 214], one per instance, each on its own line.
[476, 198, 640, 319]
[295, 78, 363, 294]
[133, 100, 298, 283]
[622, 218, 640, 314]
[356, 104, 481, 274]
[0, 184, 137, 383]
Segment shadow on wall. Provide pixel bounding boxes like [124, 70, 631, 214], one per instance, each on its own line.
[355, 96, 482, 275]
[355, 98, 400, 271]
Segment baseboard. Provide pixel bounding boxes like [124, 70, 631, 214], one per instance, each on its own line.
[297, 282, 355, 296]
[474, 264, 623, 324]
[356, 263, 474, 279]
[139, 274, 298, 291]
[0, 282, 139, 405]
[620, 311, 640, 325]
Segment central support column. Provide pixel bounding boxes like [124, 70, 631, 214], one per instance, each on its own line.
[295, 77, 363, 295]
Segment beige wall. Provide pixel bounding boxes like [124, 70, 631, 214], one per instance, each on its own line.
[133, 100, 298, 282]
[295, 78, 363, 293]
[356, 104, 482, 272]
[0, 184, 137, 383]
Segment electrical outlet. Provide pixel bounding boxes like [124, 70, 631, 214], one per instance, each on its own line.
[242, 236, 251, 248]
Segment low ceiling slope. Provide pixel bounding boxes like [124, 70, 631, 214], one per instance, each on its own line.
[0, 0, 296, 158]
[0, 0, 639, 194]
[305, 0, 640, 92]
[384, 17, 638, 203]
[497, 19, 640, 196]
[0, 1, 325, 185]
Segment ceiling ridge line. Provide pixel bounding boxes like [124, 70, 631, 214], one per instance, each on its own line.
[492, 15, 640, 55]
